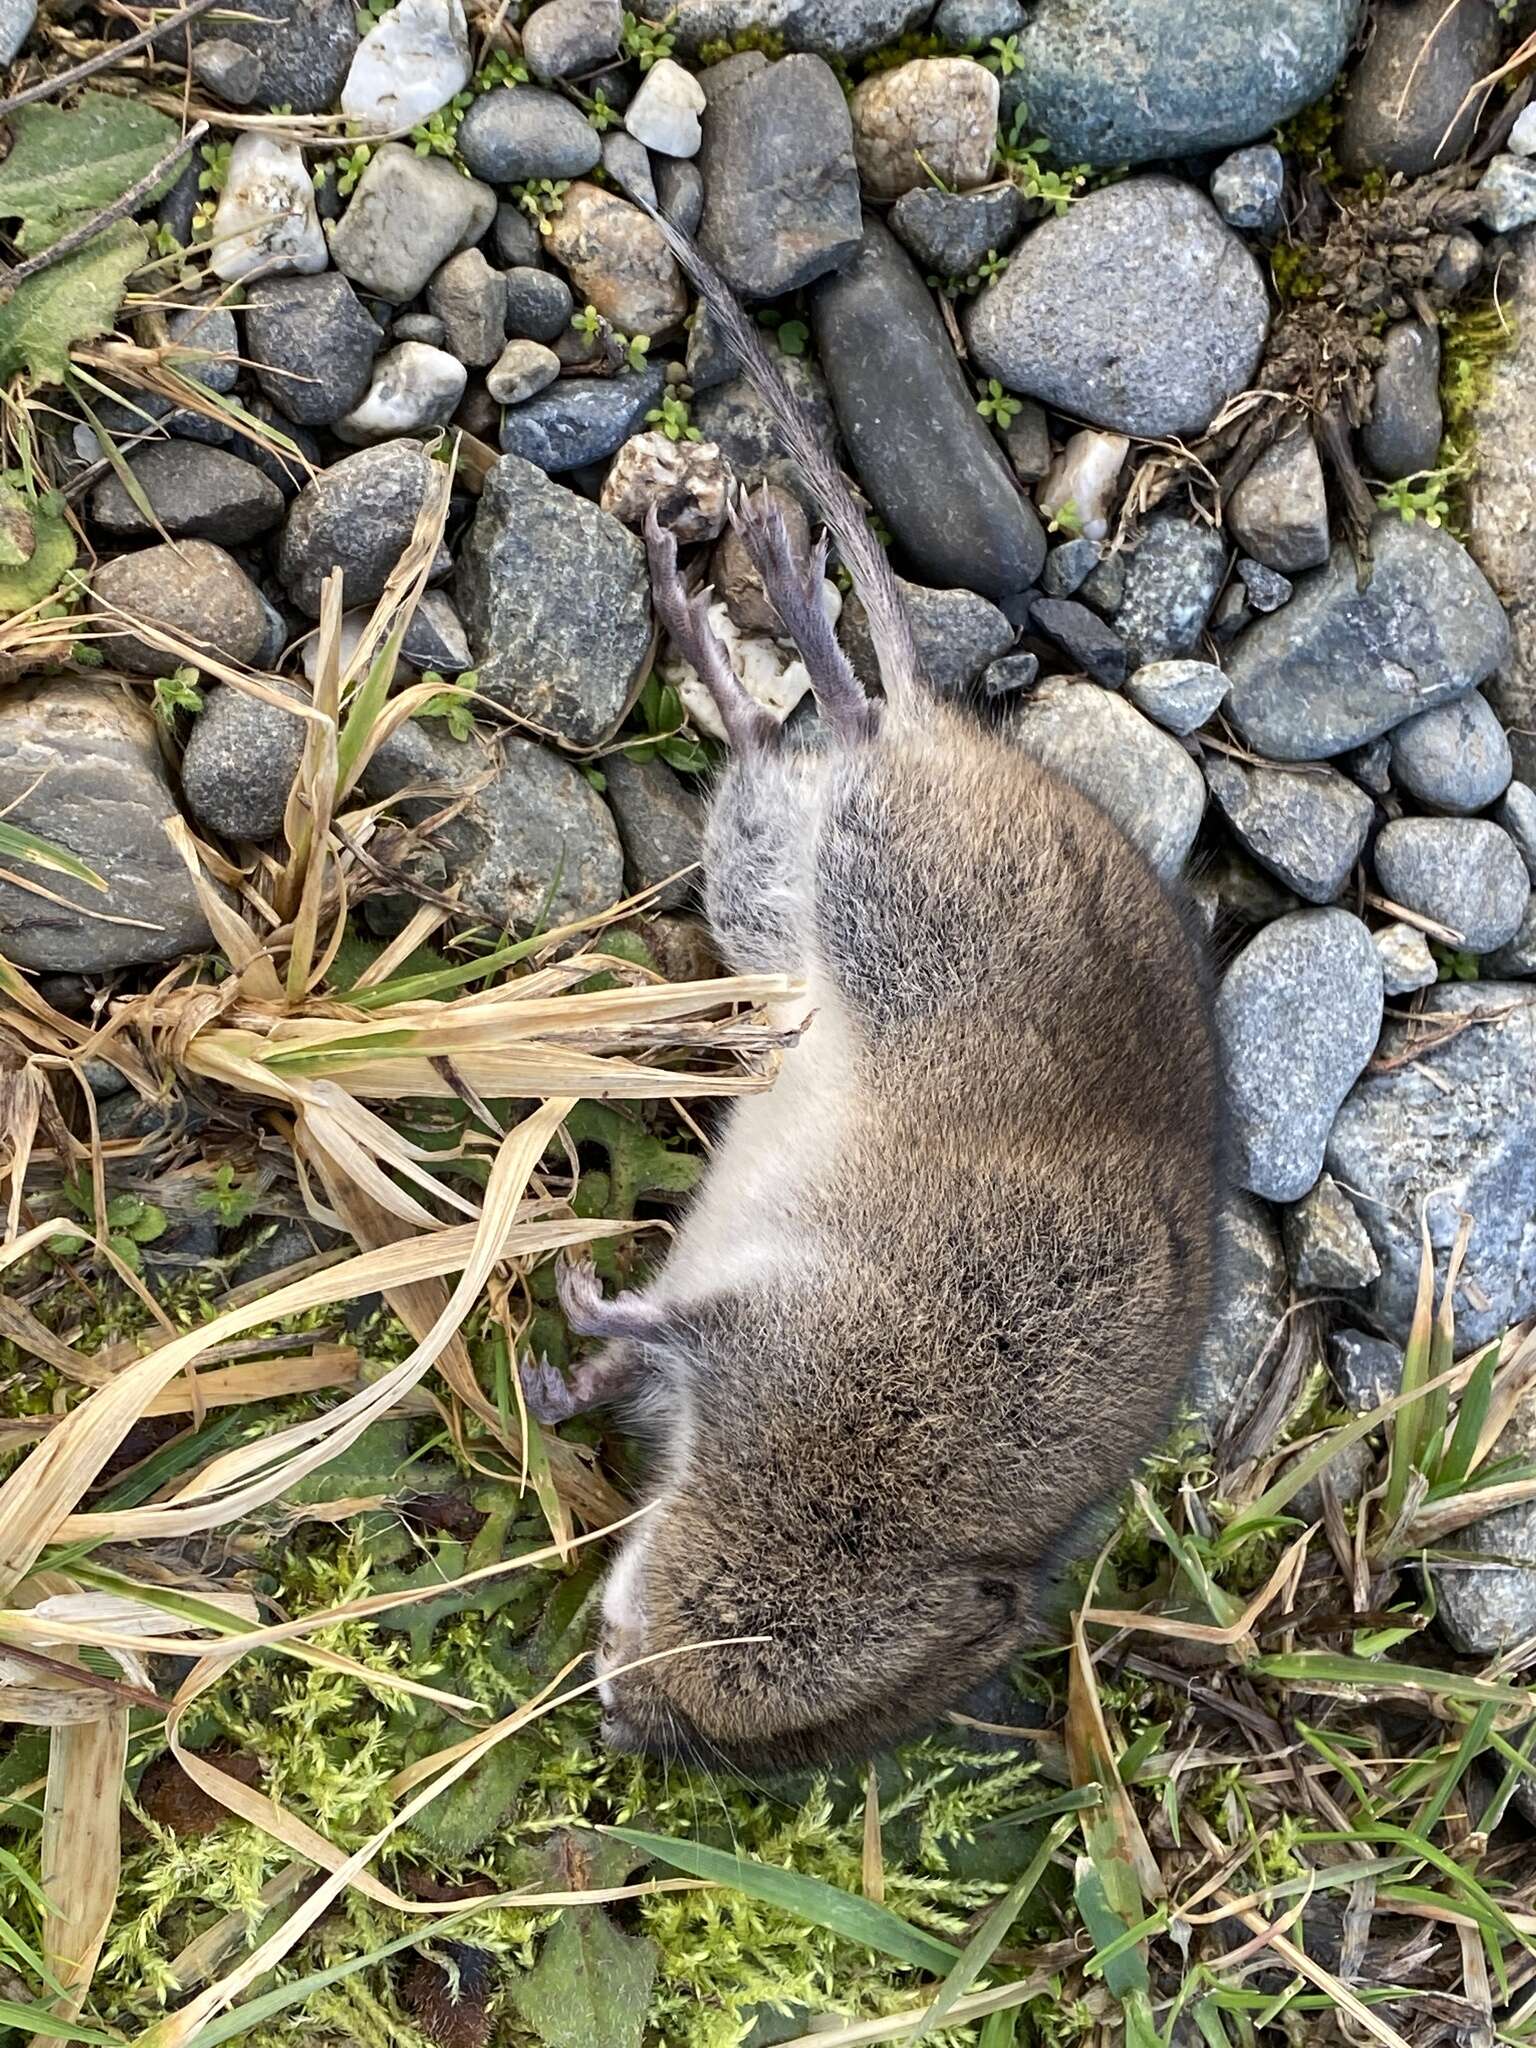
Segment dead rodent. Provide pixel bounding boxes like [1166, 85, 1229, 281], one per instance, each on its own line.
[525, 198, 1225, 1774]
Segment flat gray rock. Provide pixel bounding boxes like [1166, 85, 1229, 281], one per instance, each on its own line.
[1224, 516, 1511, 760]
[1327, 981, 1536, 1355]
[499, 365, 665, 472]
[362, 720, 623, 933]
[244, 272, 382, 425]
[1205, 754, 1374, 905]
[1006, 676, 1205, 879]
[839, 581, 1013, 698]
[1329, 1327, 1404, 1413]
[92, 541, 272, 676]
[90, 442, 284, 547]
[1217, 907, 1384, 1203]
[1190, 1191, 1288, 1439]
[1373, 817, 1531, 954]
[277, 439, 446, 616]
[601, 751, 703, 910]
[698, 54, 862, 298]
[457, 452, 651, 746]
[0, 681, 214, 971]
[1499, 783, 1536, 879]
[1003, 0, 1357, 165]
[888, 183, 1026, 280]
[1283, 1173, 1381, 1292]
[191, 0, 356, 110]
[328, 145, 495, 304]
[1390, 691, 1512, 814]
[964, 176, 1269, 440]
[1123, 659, 1228, 736]
[1362, 320, 1443, 484]
[182, 682, 308, 844]
[812, 216, 1043, 599]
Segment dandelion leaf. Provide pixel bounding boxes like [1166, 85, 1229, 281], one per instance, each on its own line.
[0, 223, 147, 387]
[0, 486, 76, 615]
[510, 1907, 657, 2048]
[0, 94, 180, 252]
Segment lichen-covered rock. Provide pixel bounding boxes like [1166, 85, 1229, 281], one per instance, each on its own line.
[1002, 0, 1358, 166]
[0, 682, 214, 971]
[544, 180, 688, 339]
[457, 453, 652, 746]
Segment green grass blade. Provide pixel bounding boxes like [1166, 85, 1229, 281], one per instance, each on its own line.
[601, 1824, 960, 1975]
[1253, 1650, 1536, 1710]
[1413, 1700, 1496, 1838]
[1384, 1217, 1436, 1528]
[1434, 1343, 1500, 1493]
[908, 1814, 1074, 2044]
[0, 2001, 122, 2044]
[0, 820, 106, 891]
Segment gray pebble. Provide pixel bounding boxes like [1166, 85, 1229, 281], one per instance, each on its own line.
[887, 183, 1026, 280]
[981, 650, 1038, 700]
[655, 156, 704, 236]
[244, 271, 383, 425]
[1040, 537, 1099, 599]
[931, 0, 1027, 39]
[1390, 691, 1512, 814]
[494, 202, 543, 267]
[428, 248, 507, 368]
[487, 339, 562, 405]
[1209, 144, 1285, 232]
[1283, 1174, 1381, 1292]
[1486, 895, 1536, 978]
[1374, 920, 1438, 995]
[1226, 422, 1331, 575]
[181, 681, 307, 843]
[601, 750, 703, 909]
[90, 442, 283, 547]
[1374, 817, 1531, 953]
[191, 35, 263, 103]
[503, 266, 574, 343]
[1340, 0, 1502, 177]
[499, 364, 665, 471]
[1029, 597, 1130, 687]
[1362, 320, 1443, 483]
[1480, 154, 1536, 235]
[1217, 906, 1384, 1204]
[329, 144, 496, 304]
[1329, 1327, 1404, 1413]
[92, 541, 271, 676]
[402, 589, 472, 673]
[840, 581, 1013, 699]
[1497, 782, 1536, 880]
[1205, 754, 1374, 905]
[457, 84, 602, 182]
[1191, 1191, 1287, 1438]
[521, 0, 622, 79]
[1007, 676, 1206, 877]
[1237, 558, 1291, 612]
[1123, 659, 1227, 736]
[393, 313, 447, 346]
[1113, 511, 1227, 666]
[277, 439, 447, 616]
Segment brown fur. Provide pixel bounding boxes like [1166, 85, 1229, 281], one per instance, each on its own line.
[545, 183, 1224, 1774]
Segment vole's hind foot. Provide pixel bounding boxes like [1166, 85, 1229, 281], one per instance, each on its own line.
[557, 1253, 665, 1342]
[730, 486, 875, 742]
[519, 1346, 634, 1422]
[644, 507, 774, 753]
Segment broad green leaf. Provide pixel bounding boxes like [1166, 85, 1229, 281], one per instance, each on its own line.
[0, 485, 77, 616]
[0, 818, 104, 890]
[0, 223, 147, 387]
[0, 93, 179, 252]
[508, 1906, 656, 2048]
[602, 1825, 961, 1975]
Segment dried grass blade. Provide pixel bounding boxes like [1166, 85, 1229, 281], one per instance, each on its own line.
[31, 1706, 127, 2048]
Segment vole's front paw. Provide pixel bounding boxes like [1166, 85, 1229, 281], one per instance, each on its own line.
[556, 1253, 605, 1333]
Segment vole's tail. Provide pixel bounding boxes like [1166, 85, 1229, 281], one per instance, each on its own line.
[625, 182, 921, 714]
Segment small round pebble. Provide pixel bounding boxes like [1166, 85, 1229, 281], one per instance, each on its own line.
[1236, 557, 1292, 612]
[1480, 153, 1536, 233]
[1389, 691, 1512, 814]
[486, 339, 562, 404]
[521, 0, 622, 79]
[1373, 817, 1532, 953]
[1210, 143, 1284, 231]
[503, 266, 575, 343]
[1122, 659, 1228, 737]
[336, 343, 467, 442]
[1497, 781, 1536, 880]
[1374, 920, 1437, 996]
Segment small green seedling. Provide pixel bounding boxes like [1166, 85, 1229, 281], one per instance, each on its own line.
[976, 377, 1022, 428]
[152, 665, 203, 722]
[646, 390, 700, 442]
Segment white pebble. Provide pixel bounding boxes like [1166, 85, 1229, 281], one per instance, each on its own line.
[664, 588, 842, 740]
[1374, 920, 1437, 996]
[624, 56, 706, 158]
[1510, 102, 1536, 158]
[341, 0, 471, 134]
[1038, 428, 1129, 544]
[209, 135, 328, 283]
[336, 342, 468, 441]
